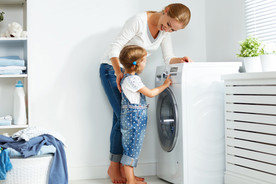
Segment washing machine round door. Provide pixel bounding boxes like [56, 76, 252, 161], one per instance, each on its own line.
[156, 88, 178, 152]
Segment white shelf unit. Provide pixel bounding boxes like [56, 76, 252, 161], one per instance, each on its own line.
[222, 72, 276, 184]
[0, 0, 28, 131]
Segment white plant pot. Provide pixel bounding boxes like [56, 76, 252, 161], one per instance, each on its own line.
[260, 54, 276, 72]
[243, 56, 262, 72]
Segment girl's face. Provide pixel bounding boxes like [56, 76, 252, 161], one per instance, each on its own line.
[136, 56, 147, 74]
[158, 10, 184, 32]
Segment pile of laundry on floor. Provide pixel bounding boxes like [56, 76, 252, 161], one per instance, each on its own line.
[0, 56, 26, 75]
[0, 126, 68, 184]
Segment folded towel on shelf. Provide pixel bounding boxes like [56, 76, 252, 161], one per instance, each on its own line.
[0, 56, 25, 67]
[0, 66, 26, 75]
[0, 56, 20, 60]
[0, 66, 26, 70]
[0, 59, 25, 67]
[0, 116, 12, 126]
[0, 70, 23, 75]
[0, 121, 11, 126]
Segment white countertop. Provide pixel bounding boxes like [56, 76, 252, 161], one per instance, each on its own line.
[222, 71, 276, 80]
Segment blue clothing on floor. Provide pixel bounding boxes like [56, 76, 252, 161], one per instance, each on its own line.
[0, 149, 12, 180]
[0, 134, 68, 184]
[120, 73, 148, 167]
[99, 63, 124, 162]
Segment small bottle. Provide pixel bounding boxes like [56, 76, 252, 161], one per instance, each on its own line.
[13, 80, 27, 125]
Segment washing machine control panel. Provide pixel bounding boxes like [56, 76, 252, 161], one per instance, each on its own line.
[167, 64, 183, 84]
[156, 63, 185, 84]
[162, 71, 169, 78]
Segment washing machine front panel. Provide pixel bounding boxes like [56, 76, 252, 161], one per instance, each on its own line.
[156, 65, 184, 184]
[156, 87, 179, 152]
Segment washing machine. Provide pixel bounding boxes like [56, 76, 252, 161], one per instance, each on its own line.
[155, 62, 241, 184]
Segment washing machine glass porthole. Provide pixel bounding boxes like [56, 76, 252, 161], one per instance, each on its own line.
[156, 88, 178, 152]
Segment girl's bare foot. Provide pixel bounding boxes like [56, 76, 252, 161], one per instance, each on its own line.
[120, 164, 145, 182]
[108, 162, 127, 184]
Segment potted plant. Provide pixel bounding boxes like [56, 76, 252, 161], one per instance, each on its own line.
[0, 12, 4, 22]
[260, 42, 276, 72]
[237, 36, 262, 72]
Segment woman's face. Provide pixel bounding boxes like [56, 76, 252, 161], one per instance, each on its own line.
[158, 11, 184, 32]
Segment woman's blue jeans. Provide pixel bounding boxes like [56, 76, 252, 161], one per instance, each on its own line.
[99, 63, 123, 162]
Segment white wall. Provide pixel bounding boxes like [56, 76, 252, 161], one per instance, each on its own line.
[205, 0, 246, 62]
[27, 0, 244, 181]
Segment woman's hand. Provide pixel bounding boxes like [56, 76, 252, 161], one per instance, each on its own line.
[170, 56, 193, 64]
[116, 72, 124, 93]
[181, 56, 192, 63]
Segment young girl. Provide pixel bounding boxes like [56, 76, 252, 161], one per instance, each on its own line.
[119, 45, 171, 184]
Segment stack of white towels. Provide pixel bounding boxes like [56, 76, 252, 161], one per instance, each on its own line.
[0, 56, 26, 75]
[0, 115, 12, 126]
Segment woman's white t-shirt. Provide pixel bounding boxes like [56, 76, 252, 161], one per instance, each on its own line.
[101, 12, 175, 65]
[122, 75, 145, 104]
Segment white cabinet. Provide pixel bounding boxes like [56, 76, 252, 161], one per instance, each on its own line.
[0, 0, 28, 131]
[222, 72, 276, 184]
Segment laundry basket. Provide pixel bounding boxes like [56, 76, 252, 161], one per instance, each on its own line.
[0, 154, 53, 184]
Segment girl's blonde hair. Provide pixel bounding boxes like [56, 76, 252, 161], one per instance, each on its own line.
[164, 3, 191, 29]
[119, 45, 147, 74]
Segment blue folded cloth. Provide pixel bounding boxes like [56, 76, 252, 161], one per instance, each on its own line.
[0, 56, 25, 67]
[0, 70, 23, 75]
[0, 116, 12, 126]
[0, 56, 20, 60]
[0, 121, 11, 126]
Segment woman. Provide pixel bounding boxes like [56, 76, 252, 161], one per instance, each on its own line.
[99, 3, 191, 184]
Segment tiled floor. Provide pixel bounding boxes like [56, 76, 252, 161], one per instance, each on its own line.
[69, 176, 170, 184]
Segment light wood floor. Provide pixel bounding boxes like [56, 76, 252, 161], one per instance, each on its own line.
[69, 176, 170, 184]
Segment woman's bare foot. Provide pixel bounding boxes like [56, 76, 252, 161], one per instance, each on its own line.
[126, 180, 147, 184]
[120, 164, 145, 182]
[108, 162, 127, 184]
[136, 181, 147, 184]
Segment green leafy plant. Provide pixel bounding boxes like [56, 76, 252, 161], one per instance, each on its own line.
[0, 12, 4, 22]
[237, 36, 262, 57]
[260, 42, 276, 55]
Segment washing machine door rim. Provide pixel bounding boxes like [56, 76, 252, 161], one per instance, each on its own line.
[156, 87, 179, 152]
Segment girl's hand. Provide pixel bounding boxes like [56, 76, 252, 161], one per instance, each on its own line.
[116, 73, 124, 93]
[163, 75, 172, 87]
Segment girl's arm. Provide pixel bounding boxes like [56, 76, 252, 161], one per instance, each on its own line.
[138, 76, 171, 98]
